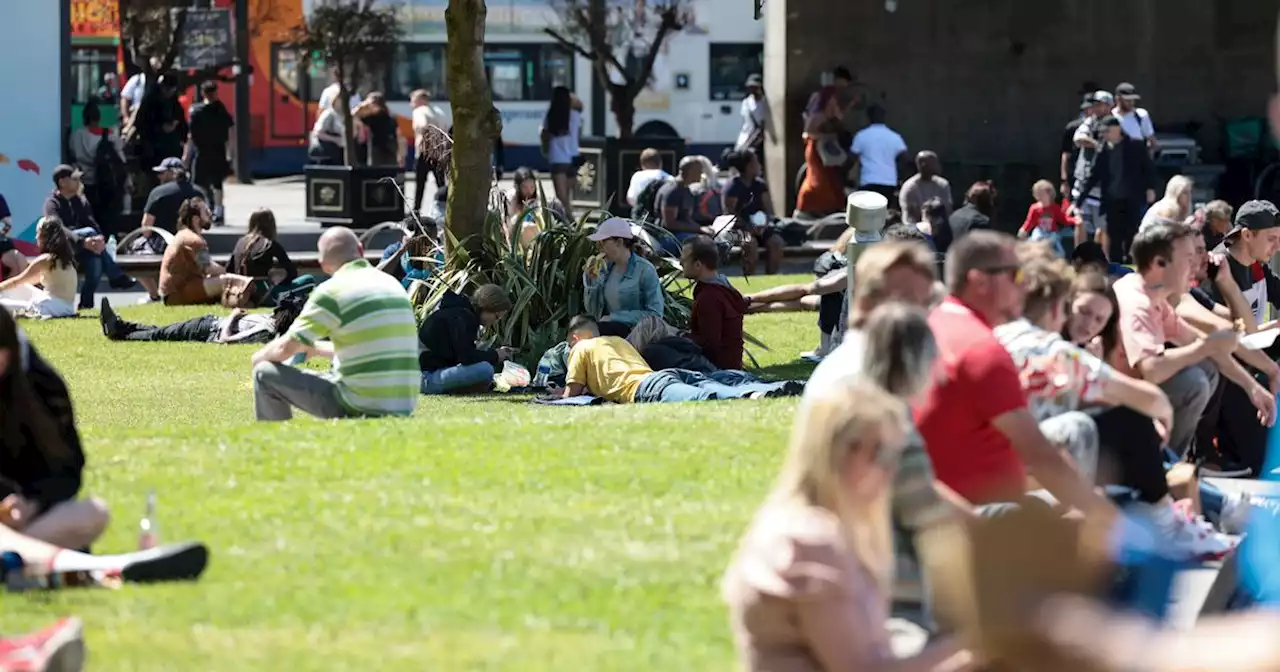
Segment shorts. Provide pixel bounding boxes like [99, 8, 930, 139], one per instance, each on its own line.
[1080, 200, 1107, 235]
[162, 280, 215, 306]
[550, 162, 578, 177]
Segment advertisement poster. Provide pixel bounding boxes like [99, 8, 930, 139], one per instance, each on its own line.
[0, 2, 63, 250]
[71, 0, 119, 39]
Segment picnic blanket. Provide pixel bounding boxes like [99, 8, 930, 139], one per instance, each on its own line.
[531, 395, 604, 406]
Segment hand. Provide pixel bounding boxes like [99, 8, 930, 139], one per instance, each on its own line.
[0, 495, 37, 530]
[208, 262, 226, 276]
[1146, 189, 1156, 204]
[583, 255, 605, 282]
[1153, 418, 1170, 444]
[1250, 383, 1277, 427]
[1066, 204, 1080, 219]
[496, 346, 515, 362]
[1265, 361, 1280, 396]
[547, 385, 565, 397]
[1201, 328, 1239, 357]
[84, 236, 106, 255]
[230, 307, 246, 318]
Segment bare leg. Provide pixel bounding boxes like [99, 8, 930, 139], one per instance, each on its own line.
[746, 281, 820, 308]
[1096, 228, 1111, 261]
[1, 250, 27, 277]
[749, 297, 822, 314]
[0, 522, 208, 581]
[20, 499, 110, 550]
[552, 173, 573, 221]
[765, 235, 785, 275]
[138, 277, 160, 301]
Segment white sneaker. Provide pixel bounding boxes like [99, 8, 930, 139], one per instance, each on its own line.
[1156, 503, 1236, 560]
[800, 331, 833, 363]
[1218, 493, 1252, 535]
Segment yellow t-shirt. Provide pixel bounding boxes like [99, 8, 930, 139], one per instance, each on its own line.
[566, 336, 653, 404]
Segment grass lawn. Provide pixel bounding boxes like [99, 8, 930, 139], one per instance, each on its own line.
[1, 273, 822, 671]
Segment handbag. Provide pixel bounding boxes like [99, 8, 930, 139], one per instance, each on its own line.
[220, 251, 258, 309]
[816, 134, 848, 167]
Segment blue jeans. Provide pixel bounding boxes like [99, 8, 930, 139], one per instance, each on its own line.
[633, 369, 786, 403]
[421, 362, 495, 395]
[73, 227, 130, 309]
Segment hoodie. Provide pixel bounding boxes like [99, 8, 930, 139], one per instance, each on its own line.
[417, 290, 500, 372]
[690, 274, 748, 370]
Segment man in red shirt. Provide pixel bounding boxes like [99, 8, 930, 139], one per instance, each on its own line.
[913, 230, 1114, 515]
[681, 235, 748, 370]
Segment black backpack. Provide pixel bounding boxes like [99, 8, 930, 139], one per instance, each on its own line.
[94, 129, 126, 195]
[631, 177, 671, 224]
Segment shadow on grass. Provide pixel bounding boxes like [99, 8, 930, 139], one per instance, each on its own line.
[750, 360, 817, 381]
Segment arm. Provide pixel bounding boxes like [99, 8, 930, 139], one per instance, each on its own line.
[273, 241, 298, 282]
[1073, 124, 1098, 149]
[251, 334, 304, 366]
[1018, 205, 1037, 237]
[254, 292, 336, 364]
[1134, 340, 1210, 385]
[0, 256, 51, 293]
[993, 408, 1116, 516]
[451, 319, 501, 367]
[218, 309, 244, 343]
[1098, 373, 1173, 429]
[1174, 296, 1276, 374]
[562, 347, 590, 398]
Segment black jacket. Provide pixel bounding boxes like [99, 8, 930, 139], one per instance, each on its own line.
[0, 339, 85, 513]
[43, 190, 99, 234]
[418, 290, 500, 371]
[1076, 138, 1157, 210]
[640, 336, 718, 375]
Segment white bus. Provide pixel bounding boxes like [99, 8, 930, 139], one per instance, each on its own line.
[380, 0, 764, 169]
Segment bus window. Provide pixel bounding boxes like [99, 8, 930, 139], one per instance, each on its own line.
[708, 43, 763, 101]
[483, 44, 574, 101]
[272, 45, 328, 102]
[389, 44, 448, 101]
[536, 45, 574, 98]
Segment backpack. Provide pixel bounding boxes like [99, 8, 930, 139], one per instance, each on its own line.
[94, 129, 126, 195]
[630, 177, 671, 224]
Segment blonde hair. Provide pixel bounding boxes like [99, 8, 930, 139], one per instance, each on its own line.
[861, 302, 937, 399]
[1164, 174, 1194, 202]
[768, 382, 908, 594]
[1031, 179, 1056, 198]
[848, 241, 937, 329]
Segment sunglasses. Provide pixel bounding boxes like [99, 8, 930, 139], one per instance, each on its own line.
[981, 264, 1023, 284]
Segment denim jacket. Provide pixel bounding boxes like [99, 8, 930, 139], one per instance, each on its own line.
[583, 252, 664, 326]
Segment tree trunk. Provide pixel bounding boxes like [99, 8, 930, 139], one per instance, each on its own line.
[336, 73, 358, 167]
[444, 0, 502, 270]
[611, 85, 636, 139]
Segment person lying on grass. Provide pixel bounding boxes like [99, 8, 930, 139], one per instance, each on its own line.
[251, 227, 420, 422]
[550, 315, 801, 403]
[418, 284, 515, 395]
[0, 308, 108, 551]
[98, 296, 303, 345]
[0, 521, 208, 586]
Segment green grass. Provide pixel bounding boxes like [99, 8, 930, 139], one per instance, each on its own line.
[1, 274, 822, 671]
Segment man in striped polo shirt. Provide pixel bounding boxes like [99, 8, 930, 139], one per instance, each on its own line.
[251, 227, 420, 421]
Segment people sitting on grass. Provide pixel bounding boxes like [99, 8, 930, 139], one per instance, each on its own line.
[251, 227, 420, 422]
[721, 148, 784, 275]
[228, 209, 302, 307]
[680, 235, 747, 370]
[0, 218, 79, 319]
[553, 315, 799, 404]
[42, 164, 138, 308]
[583, 217, 664, 337]
[722, 382, 972, 671]
[418, 284, 514, 395]
[159, 197, 254, 306]
[0, 308, 108, 550]
[1112, 222, 1274, 461]
[100, 296, 302, 345]
[505, 167, 557, 245]
[379, 217, 442, 289]
[914, 230, 1115, 516]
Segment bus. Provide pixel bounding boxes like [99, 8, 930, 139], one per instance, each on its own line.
[69, 0, 122, 130]
[244, 0, 763, 174]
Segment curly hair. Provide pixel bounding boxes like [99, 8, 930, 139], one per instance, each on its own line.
[176, 197, 207, 231]
[1020, 255, 1075, 323]
[37, 217, 76, 270]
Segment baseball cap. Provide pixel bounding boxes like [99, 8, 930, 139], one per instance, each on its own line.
[1115, 82, 1140, 100]
[678, 155, 703, 170]
[744, 74, 763, 88]
[1226, 200, 1280, 239]
[1092, 90, 1115, 107]
[153, 157, 185, 172]
[51, 164, 81, 184]
[587, 217, 635, 242]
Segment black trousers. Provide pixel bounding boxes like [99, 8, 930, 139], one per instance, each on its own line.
[818, 293, 843, 335]
[1207, 370, 1271, 474]
[1089, 405, 1169, 504]
[598, 320, 632, 338]
[125, 315, 220, 342]
[414, 154, 432, 214]
[1104, 197, 1143, 263]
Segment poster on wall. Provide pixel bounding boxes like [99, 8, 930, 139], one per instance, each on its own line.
[0, 2, 63, 253]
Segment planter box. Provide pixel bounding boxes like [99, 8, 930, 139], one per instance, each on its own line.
[304, 164, 404, 230]
[572, 136, 687, 218]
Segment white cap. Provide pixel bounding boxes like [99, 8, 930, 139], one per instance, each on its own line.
[588, 217, 634, 242]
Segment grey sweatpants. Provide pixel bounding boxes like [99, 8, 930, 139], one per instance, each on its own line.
[253, 361, 349, 422]
[1159, 360, 1219, 459]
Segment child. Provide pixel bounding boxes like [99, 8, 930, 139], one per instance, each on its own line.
[1019, 179, 1078, 257]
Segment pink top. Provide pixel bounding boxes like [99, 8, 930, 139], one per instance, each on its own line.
[722, 502, 893, 672]
[1111, 274, 1190, 377]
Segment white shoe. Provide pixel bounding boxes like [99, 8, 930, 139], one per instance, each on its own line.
[1218, 493, 1252, 535]
[1150, 502, 1236, 560]
[800, 332, 833, 363]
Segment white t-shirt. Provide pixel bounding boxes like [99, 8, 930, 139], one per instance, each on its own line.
[735, 96, 768, 150]
[310, 108, 344, 146]
[801, 329, 868, 405]
[121, 73, 148, 106]
[1113, 107, 1155, 141]
[546, 109, 582, 165]
[318, 83, 361, 114]
[626, 169, 671, 205]
[412, 104, 451, 144]
[851, 124, 907, 188]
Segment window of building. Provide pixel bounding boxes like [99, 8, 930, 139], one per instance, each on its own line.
[708, 43, 763, 101]
[70, 47, 117, 105]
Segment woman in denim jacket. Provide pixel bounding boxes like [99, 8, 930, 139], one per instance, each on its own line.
[583, 218, 664, 337]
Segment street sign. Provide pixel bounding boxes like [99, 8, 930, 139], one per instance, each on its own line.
[176, 8, 234, 70]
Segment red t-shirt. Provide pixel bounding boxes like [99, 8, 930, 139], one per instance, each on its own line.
[912, 296, 1029, 503]
[1019, 202, 1076, 235]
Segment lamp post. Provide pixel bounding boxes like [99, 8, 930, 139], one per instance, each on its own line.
[233, 0, 252, 183]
